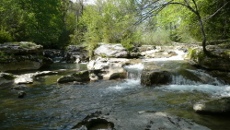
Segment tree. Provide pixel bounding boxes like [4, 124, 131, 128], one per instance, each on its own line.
[18, 0, 65, 48]
[136, 0, 229, 56]
[0, 0, 22, 43]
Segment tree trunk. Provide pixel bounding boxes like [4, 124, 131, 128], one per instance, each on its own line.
[197, 15, 208, 55]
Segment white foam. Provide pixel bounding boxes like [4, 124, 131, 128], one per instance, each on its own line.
[105, 79, 140, 92]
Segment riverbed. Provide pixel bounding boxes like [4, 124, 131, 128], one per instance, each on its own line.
[1, 62, 230, 130]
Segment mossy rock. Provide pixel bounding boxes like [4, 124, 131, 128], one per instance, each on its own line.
[57, 70, 90, 83]
[194, 97, 230, 114]
[141, 70, 172, 86]
[187, 47, 230, 71]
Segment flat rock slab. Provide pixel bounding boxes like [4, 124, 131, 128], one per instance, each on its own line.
[14, 71, 57, 84]
[72, 111, 210, 130]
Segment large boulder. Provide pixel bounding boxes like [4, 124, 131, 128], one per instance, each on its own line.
[193, 97, 230, 114]
[141, 70, 172, 86]
[87, 58, 129, 80]
[57, 70, 90, 83]
[0, 42, 51, 71]
[94, 44, 128, 58]
[187, 47, 230, 71]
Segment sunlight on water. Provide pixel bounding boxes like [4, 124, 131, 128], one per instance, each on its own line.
[158, 84, 230, 97]
[106, 79, 140, 92]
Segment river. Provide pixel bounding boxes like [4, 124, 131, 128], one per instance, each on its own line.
[1, 61, 230, 130]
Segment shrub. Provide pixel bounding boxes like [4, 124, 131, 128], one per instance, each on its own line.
[0, 29, 12, 43]
[141, 29, 171, 45]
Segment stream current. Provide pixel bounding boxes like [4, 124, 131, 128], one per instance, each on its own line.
[1, 60, 230, 130]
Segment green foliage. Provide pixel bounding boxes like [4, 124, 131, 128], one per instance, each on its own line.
[79, 0, 139, 52]
[19, 42, 37, 49]
[140, 29, 171, 45]
[0, 27, 13, 43]
[0, 0, 229, 51]
[158, 0, 230, 43]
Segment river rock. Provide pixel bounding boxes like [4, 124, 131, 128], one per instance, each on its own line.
[64, 45, 88, 63]
[57, 70, 90, 83]
[193, 97, 230, 114]
[87, 58, 129, 80]
[18, 91, 26, 98]
[72, 111, 210, 130]
[94, 43, 128, 58]
[0, 72, 15, 86]
[208, 71, 230, 84]
[141, 70, 172, 86]
[0, 42, 50, 71]
[14, 71, 58, 84]
[187, 47, 230, 71]
[43, 49, 64, 62]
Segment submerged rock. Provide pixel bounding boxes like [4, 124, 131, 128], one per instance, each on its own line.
[141, 70, 172, 86]
[137, 112, 210, 130]
[18, 91, 26, 98]
[193, 97, 230, 114]
[57, 70, 90, 83]
[0, 72, 15, 86]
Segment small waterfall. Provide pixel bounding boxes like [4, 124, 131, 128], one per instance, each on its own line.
[104, 64, 144, 92]
[124, 63, 144, 80]
[171, 75, 200, 85]
[170, 69, 224, 85]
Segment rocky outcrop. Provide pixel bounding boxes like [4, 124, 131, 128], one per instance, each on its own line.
[63, 45, 88, 63]
[209, 71, 230, 84]
[57, 70, 90, 83]
[72, 111, 114, 130]
[72, 111, 210, 130]
[94, 43, 128, 58]
[14, 71, 58, 84]
[141, 70, 172, 86]
[193, 97, 230, 114]
[187, 46, 230, 71]
[0, 42, 51, 71]
[87, 57, 129, 80]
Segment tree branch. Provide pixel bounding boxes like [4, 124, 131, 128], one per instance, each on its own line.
[204, 1, 229, 21]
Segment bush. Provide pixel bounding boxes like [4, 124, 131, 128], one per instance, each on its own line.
[0, 29, 13, 43]
[140, 29, 171, 45]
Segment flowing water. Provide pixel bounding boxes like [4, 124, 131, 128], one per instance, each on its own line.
[1, 61, 230, 130]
